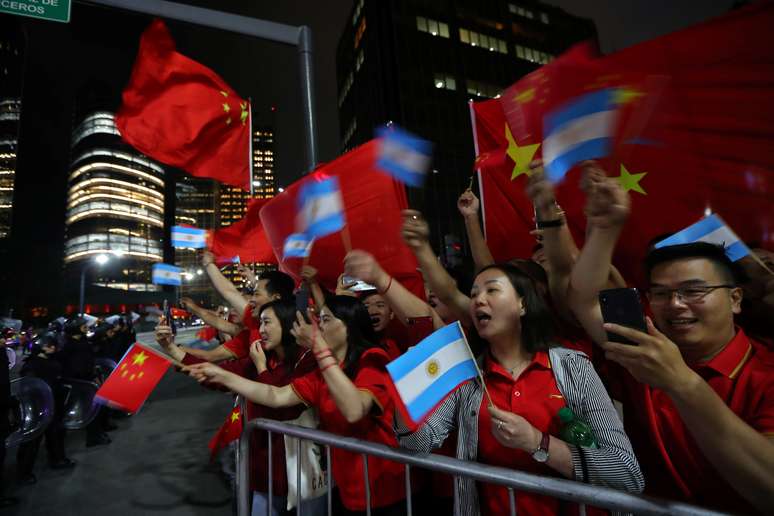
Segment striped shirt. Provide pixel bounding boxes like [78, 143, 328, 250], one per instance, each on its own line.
[397, 347, 644, 516]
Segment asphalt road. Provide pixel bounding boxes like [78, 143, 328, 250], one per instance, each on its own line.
[4, 329, 237, 516]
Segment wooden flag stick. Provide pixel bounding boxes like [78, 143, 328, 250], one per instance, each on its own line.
[340, 225, 353, 254]
[466, 175, 474, 191]
[750, 251, 774, 276]
[458, 321, 494, 407]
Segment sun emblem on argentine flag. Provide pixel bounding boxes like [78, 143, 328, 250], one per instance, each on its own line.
[426, 359, 440, 377]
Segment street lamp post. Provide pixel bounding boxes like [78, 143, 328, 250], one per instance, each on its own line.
[79, 254, 110, 316]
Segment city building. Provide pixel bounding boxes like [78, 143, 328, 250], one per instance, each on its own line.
[0, 21, 24, 312]
[215, 124, 278, 289]
[336, 0, 596, 254]
[174, 123, 278, 305]
[64, 99, 166, 300]
[174, 175, 217, 305]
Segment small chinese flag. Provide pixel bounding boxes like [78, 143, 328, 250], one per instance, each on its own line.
[95, 343, 171, 413]
[207, 406, 243, 461]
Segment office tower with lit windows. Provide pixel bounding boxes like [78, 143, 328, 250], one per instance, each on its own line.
[64, 109, 165, 294]
[215, 125, 277, 287]
[336, 0, 596, 250]
[174, 176, 217, 304]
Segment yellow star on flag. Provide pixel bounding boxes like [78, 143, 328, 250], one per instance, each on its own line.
[131, 351, 149, 367]
[613, 87, 644, 105]
[230, 410, 240, 423]
[505, 123, 540, 180]
[513, 87, 535, 104]
[220, 90, 229, 98]
[222, 103, 231, 113]
[616, 164, 648, 195]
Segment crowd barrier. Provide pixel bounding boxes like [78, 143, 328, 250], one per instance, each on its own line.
[236, 417, 726, 516]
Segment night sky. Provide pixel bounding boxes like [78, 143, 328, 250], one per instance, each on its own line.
[2, 0, 737, 315]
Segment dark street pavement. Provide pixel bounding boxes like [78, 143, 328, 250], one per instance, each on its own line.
[4, 332, 236, 516]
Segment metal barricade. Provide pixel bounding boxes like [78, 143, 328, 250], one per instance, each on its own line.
[237, 418, 725, 516]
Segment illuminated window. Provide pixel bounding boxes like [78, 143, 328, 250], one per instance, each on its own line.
[433, 73, 456, 91]
[459, 28, 507, 54]
[515, 44, 552, 64]
[466, 80, 503, 99]
[509, 4, 534, 19]
[355, 50, 365, 72]
[416, 16, 449, 38]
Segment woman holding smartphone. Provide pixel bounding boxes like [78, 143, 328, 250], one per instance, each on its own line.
[185, 296, 407, 516]
[397, 264, 644, 516]
[157, 300, 322, 516]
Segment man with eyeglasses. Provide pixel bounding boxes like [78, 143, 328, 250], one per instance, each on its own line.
[567, 169, 774, 514]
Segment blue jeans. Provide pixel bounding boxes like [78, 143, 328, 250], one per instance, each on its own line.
[251, 491, 327, 516]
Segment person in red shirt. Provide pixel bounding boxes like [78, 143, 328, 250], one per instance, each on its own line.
[568, 168, 774, 514]
[157, 300, 324, 516]
[397, 263, 643, 516]
[185, 296, 407, 516]
[180, 261, 295, 363]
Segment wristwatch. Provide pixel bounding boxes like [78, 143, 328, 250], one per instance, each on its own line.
[531, 432, 550, 463]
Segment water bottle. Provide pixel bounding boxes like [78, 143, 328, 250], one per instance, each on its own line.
[558, 407, 598, 448]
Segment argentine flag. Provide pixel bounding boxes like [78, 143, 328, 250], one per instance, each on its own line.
[654, 214, 750, 262]
[171, 226, 207, 249]
[376, 125, 432, 187]
[283, 233, 313, 259]
[298, 177, 345, 238]
[152, 263, 183, 286]
[387, 322, 478, 423]
[543, 88, 620, 183]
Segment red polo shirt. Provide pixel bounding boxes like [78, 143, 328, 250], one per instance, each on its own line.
[223, 305, 261, 359]
[616, 329, 774, 513]
[290, 347, 405, 511]
[477, 350, 570, 516]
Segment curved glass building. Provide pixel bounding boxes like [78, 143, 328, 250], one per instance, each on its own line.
[65, 111, 165, 291]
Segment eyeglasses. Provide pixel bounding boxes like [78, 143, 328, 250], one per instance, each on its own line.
[646, 285, 735, 304]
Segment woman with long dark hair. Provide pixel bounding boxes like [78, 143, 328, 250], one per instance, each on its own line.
[185, 296, 407, 516]
[397, 264, 644, 515]
[157, 300, 322, 516]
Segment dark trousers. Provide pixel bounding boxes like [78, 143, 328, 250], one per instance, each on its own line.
[16, 422, 67, 474]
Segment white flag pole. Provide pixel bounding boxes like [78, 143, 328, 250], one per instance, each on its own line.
[248, 98, 254, 198]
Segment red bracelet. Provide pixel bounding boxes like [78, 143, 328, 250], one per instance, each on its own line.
[320, 360, 339, 373]
[379, 276, 393, 295]
[315, 351, 334, 362]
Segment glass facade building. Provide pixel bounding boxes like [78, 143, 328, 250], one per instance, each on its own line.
[65, 111, 165, 291]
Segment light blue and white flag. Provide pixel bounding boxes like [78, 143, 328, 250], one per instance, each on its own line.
[654, 214, 750, 262]
[297, 177, 346, 238]
[230, 255, 241, 264]
[542, 88, 620, 183]
[376, 125, 433, 187]
[152, 263, 183, 286]
[386, 322, 478, 423]
[283, 233, 313, 259]
[171, 226, 207, 249]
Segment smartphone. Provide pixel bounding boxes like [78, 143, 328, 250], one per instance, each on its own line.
[598, 288, 647, 345]
[163, 299, 177, 335]
[295, 285, 311, 323]
[342, 275, 377, 292]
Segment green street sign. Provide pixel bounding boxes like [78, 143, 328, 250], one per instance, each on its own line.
[0, 0, 71, 23]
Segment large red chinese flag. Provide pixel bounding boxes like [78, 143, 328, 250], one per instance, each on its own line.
[116, 19, 250, 190]
[95, 343, 171, 413]
[260, 140, 424, 298]
[475, 2, 774, 284]
[209, 198, 276, 264]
